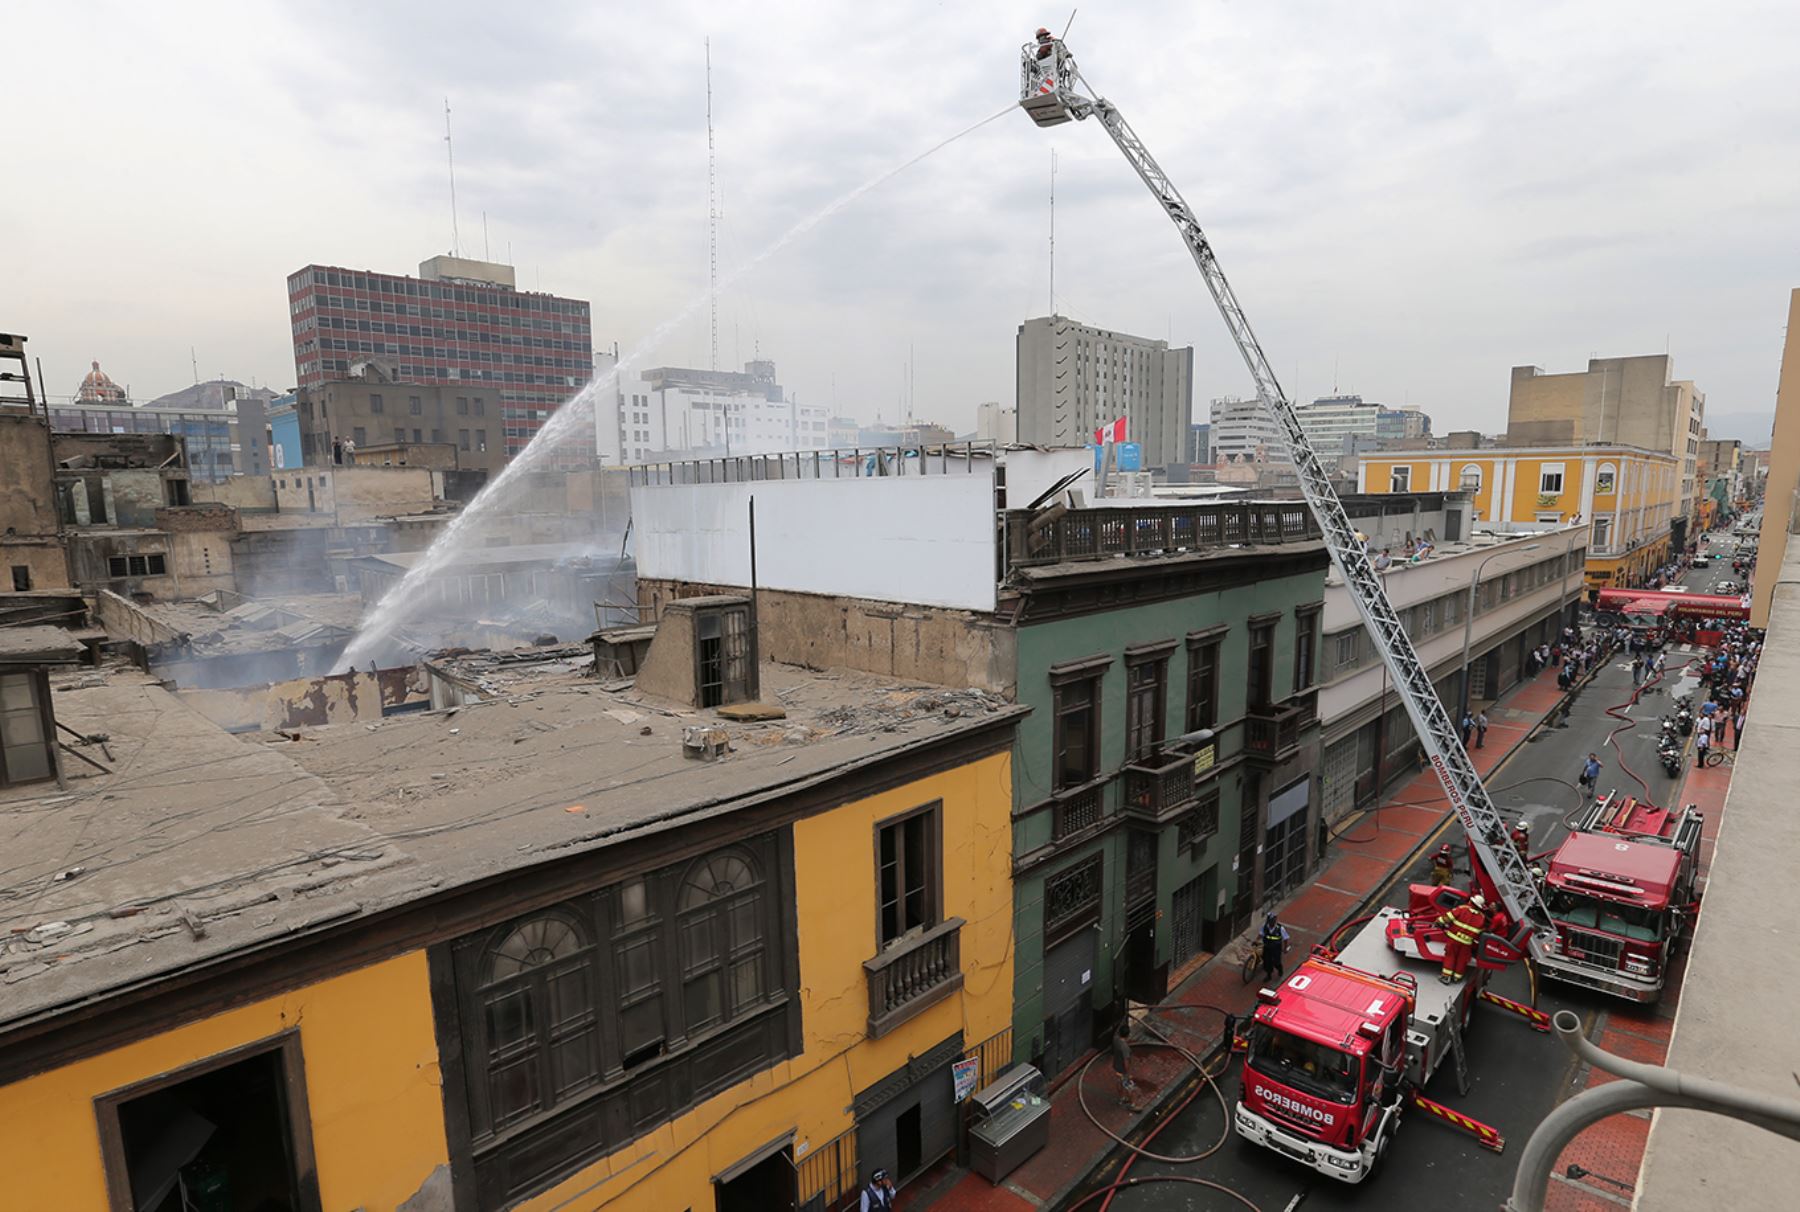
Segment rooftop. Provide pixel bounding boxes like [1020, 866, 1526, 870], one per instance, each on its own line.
[0, 625, 87, 664]
[0, 657, 1018, 1029]
[135, 593, 366, 655]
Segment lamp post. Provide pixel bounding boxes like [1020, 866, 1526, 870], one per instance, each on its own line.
[1460, 542, 1541, 718]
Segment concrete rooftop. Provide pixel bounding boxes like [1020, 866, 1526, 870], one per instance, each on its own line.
[0, 659, 1017, 1029]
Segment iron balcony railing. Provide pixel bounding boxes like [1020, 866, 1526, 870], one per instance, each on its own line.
[1005, 501, 1320, 569]
[1049, 778, 1107, 839]
[864, 917, 965, 1038]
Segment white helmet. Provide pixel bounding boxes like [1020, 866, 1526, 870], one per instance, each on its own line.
[1469, 894, 1487, 910]
[1516, 819, 1529, 831]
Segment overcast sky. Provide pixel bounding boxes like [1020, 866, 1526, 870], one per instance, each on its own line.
[7, 1, 1797, 438]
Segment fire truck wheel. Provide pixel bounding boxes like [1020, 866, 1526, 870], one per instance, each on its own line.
[1367, 1116, 1394, 1180]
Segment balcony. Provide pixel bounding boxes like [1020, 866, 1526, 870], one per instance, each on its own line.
[1244, 691, 1317, 765]
[1123, 750, 1198, 824]
[1005, 502, 1320, 571]
[1049, 778, 1108, 840]
[865, 917, 965, 1038]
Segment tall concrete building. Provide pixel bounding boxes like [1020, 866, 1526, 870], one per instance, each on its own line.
[1507, 355, 1705, 544]
[286, 255, 593, 462]
[1377, 404, 1431, 441]
[1016, 315, 1192, 467]
[1209, 395, 1289, 465]
[1294, 394, 1381, 463]
[975, 400, 1018, 444]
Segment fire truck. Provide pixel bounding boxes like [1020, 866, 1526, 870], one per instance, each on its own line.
[1527, 793, 1703, 1001]
[1233, 905, 1542, 1181]
[1593, 587, 1750, 645]
[1018, 32, 1570, 1183]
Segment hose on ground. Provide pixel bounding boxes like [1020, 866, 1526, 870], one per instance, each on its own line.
[1067, 1174, 1265, 1211]
[1071, 1007, 1270, 1212]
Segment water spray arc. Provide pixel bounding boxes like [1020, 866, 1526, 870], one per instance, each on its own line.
[335, 103, 1015, 670]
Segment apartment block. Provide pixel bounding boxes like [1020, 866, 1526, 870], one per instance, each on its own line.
[1016, 315, 1193, 467]
[286, 255, 592, 460]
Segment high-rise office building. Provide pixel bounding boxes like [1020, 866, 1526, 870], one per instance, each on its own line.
[286, 255, 593, 461]
[1015, 315, 1192, 467]
[1209, 395, 1289, 464]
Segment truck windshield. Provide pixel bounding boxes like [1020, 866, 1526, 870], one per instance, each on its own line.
[1547, 889, 1663, 940]
[1247, 1027, 1359, 1104]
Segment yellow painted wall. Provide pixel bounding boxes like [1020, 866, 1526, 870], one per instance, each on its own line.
[0, 951, 448, 1212]
[514, 749, 1017, 1212]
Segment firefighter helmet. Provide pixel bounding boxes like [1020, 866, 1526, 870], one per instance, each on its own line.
[1469, 894, 1487, 910]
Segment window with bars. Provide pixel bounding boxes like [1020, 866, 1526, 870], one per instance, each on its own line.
[106, 553, 167, 578]
[1178, 784, 1221, 854]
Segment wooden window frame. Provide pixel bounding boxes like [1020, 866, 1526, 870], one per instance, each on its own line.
[1247, 617, 1277, 710]
[1124, 653, 1168, 761]
[1051, 671, 1102, 791]
[1293, 605, 1321, 693]
[1185, 631, 1223, 733]
[873, 801, 943, 952]
[94, 1030, 319, 1212]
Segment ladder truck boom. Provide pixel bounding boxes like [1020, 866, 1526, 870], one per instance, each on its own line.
[1019, 36, 1554, 946]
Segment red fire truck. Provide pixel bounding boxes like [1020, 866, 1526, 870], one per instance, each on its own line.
[1233, 904, 1543, 1182]
[1593, 588, 1750, 645]
[1529, 793, 1703, 1001]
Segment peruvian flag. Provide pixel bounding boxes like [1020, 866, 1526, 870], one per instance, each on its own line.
[1093, 416, 1128, 444]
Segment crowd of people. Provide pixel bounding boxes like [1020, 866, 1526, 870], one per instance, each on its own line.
[1691, 620, 1760, 757]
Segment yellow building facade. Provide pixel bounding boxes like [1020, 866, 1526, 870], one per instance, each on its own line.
[0, 737, 1019, 1212]
[1357, 445, 1680, 589]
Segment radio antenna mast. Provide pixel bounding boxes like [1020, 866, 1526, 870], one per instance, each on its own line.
[444, 99, 462, 257]
[706, 38, 719, 373]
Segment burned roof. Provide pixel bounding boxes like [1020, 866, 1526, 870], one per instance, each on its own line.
[0, 625, 87, 665]
[0, 659, 1019, 1029]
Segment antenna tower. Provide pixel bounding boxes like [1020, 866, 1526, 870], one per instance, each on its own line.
[1049, 147, 1056, 315]
[706, 39, 719, 373]
[444, 99, 462, 257]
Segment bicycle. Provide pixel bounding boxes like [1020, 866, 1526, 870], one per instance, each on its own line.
[1702, 747, 1732, 768]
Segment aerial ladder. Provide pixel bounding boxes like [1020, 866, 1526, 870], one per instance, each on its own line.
[1018, 34, 1554, 951]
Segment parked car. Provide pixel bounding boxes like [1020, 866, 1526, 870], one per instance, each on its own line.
[1692, 555, 1712, 567]
[1716, 580, 1741, 594]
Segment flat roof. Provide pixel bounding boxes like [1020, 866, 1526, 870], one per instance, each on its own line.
[0, 625, 86, 664]
[354, 543, 629, 572]
[0, 660, 1019, 1028]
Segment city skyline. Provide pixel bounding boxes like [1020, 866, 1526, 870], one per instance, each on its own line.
[8, 2, 1798, 441]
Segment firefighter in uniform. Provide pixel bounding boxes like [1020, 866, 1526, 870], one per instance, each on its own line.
[1436, 894, 1488, 985]
[1510, 819, 1532, 861]
[1429, 842, 1455, 886]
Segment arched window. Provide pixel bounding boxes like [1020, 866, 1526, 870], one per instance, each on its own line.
[477, 909, 599, 1133]
[1596, 463, 1617, 495]
[1459, 464, 1482, 491]
[678, 849, 768, 1032]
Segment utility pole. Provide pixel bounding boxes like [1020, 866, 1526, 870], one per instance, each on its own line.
[1049, 146, 1057, 315]
[444, 99, 461, 257]
[706, 38, 719, 374]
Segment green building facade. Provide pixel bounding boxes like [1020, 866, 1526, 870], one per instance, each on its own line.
[1004, 540, 1330, 1079]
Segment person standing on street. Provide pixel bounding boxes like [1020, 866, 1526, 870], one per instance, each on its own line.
[1579, 752, 1602, 798]
[1461, 711, 1474, 746]
[1111, 1021, 1144, 1111]
[1430, 842, 1456, 886]
[1695, 725, 1711, 767]
[1259, 913, 1291, 982]
[859, 1170, 896, 1212]
[1631, 656, 1644, 688]
[1733, 708, 1746, 749]
[1475, 710, 1490, 749]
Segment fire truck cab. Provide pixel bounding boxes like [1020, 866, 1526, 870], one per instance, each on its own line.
[1235, 907, 1508, 1182]
[1535, 793, 1702, 1001]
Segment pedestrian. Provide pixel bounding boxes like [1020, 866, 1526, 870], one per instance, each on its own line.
[1631, 657, 1644, 688]
[1429, 842, 1455, 886]
[1436, 894, 1488, 985]
[1579, 752, 1602, 798]
[1259, 912, 1290, 982]
[1557, 665, 1571, 692]
[1510, 818, 1531, 860]
[1460, 711, 1474, 746]
[1111, 1020, 1144, 1111]
[1475, 710, 1489, 749]
[1374, 548, 1392, 572]
[1653, 651, 1666, 677]
[1695, 726, 1711, 767]
[859, 1170, 896, 1212]
[1733, 709, 1746, 748]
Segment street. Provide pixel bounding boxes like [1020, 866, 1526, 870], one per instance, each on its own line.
[1081, 536, 1750, 1210]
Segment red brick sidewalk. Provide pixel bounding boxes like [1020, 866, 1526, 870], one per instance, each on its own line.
[917, 666, 1576, 1211]
[1539, 746, 1732, 1210]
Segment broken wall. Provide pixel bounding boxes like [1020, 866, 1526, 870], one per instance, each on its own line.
[178, 667, 384, 732]
[194, 476, 277, 512]
[94, 589, 186, 647]
[638, 578, 1015, 695]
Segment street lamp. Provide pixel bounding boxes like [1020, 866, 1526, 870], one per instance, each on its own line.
[1460, 543, 1541, 717]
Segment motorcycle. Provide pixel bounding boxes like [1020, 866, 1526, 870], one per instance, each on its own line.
[1674, 698, 1695, 736]
[1658, 739, 1684, 778]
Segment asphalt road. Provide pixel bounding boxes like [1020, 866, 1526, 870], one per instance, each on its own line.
[1082, 535, 1756, 1211]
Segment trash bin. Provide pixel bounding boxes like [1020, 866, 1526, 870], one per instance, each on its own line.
[968, 1063, 1050, 1183]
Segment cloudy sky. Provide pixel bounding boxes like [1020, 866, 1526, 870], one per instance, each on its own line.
[7, 0, 1797, 439]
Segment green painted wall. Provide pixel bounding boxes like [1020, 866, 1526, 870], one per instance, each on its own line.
[1008, 558, 1327, 1061]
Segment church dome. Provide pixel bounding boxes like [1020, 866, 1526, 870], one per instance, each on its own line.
[76, 360, 127, 404]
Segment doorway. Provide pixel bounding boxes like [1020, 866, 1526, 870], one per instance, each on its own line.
[895, 1103, 923, 1180]
[99, 1034, 315, 1212]
[1041, 929, 1097, 1079]
[716, 1142, 795, 1212]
